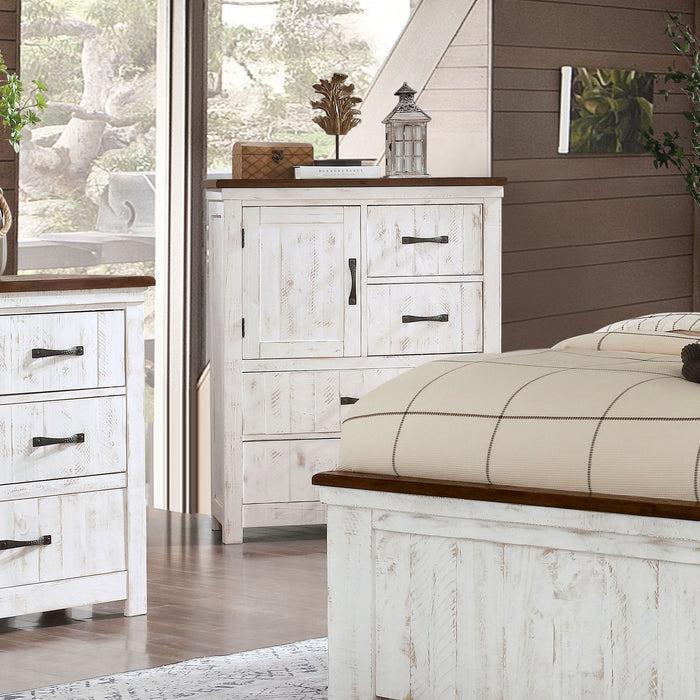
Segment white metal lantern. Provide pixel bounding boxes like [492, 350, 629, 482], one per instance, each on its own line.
[383, 83, 431, 177]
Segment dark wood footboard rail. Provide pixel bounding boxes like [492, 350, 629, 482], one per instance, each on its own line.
[312, 471, 700, 522]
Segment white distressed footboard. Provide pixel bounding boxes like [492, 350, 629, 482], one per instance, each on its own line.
[319, 484, 700, 700]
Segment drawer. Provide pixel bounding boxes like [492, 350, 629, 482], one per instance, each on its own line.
[0, 310, 125, 395]
[0, 489, 126, 589]
[243, 439, 339, 504]
[242, 368, 407, 437]
[0, 395, 126, 485]
[366, 204, 483, 277]
[367, 282, 483, 356]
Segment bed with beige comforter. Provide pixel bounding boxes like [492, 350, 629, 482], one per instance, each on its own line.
[340, 313, 700, 502]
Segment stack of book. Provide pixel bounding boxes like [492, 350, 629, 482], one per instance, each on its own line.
[294, 159, 380, 179]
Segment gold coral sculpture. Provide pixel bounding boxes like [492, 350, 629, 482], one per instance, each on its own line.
[310, 73, 362, 160]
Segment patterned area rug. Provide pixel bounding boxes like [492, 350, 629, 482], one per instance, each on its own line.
[2, 638, 328, 700]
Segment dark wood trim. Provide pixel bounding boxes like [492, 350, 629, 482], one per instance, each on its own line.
[312, 470, 700, 521]
[0, 274, 155, 292]
[204, 177, 508, 189]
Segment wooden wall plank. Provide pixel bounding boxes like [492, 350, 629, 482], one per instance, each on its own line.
[502, 297, 692, 349]
[493, 112, 689, 161]
[503, 257, 692, 320]
[501, 196, 693, 250]
[504, 236, 692, 275]
[492, 0, 695, 350]
[495, 1, 681, 54]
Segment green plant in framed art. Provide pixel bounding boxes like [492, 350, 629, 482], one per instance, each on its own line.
[558, 66, 654, 154]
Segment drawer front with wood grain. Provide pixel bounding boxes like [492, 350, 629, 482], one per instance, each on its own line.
[0, 395, 126, 485]
[366, 204, 483, 277]
[367, 282, 483, 356]
[0, 310, 125, 395]
[0, 488, 126, 589]
[243, 439, 339, 504]
[242, 368, 407, 437]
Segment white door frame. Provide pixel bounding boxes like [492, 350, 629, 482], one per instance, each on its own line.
[154, 0, 207, 512]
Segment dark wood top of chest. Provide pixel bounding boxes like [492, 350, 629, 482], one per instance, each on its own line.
[0, 274, 155, 293]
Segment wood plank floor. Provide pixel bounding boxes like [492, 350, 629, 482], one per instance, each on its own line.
[0, 508, 328, 694]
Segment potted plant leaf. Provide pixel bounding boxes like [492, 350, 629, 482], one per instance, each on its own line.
[0, 51, 47, 272]
[643, 13, 700, 207]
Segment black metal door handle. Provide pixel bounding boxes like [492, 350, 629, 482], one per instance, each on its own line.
[32, 345, 84, 358]
[348, 258, 357, 306]
[402, 314, 449, 323]
[401, 236, 449, 244]
[340, 396, 359, 405]
[0, 535, 51, 550]
[33, 433, 85, 448]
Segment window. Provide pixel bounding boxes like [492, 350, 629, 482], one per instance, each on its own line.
[207, 0, 414, 172]
[19, 0, 157, 500]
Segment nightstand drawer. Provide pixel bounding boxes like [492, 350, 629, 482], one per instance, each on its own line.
[242, 368, 407, 437]
[367, 282, 483, 356]
[0, 488, 126, 589]
[0, 310, 125, 395]
[366, 204, 483, 277]
[0, 395, 126, 485]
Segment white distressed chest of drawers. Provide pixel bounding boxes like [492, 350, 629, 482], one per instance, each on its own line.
[205, 177, 505, 543]
[0, 275, 153, 618]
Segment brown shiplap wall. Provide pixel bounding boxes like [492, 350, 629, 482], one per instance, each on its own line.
[493, 0, 695, 350]
[0, 0, 19, 272]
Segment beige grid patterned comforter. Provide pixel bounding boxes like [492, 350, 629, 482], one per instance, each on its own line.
[339, 322, 700, 501]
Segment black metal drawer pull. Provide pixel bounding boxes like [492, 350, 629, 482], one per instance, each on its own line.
[32, 433, 85, 448]
[348, 258, 357, 306]
[32, 345, 84, 358]
[340, 396, 359, 405]
[1, 535, 51, 550]
[401, 235, 449, 245]
[402, 314, 449, 323]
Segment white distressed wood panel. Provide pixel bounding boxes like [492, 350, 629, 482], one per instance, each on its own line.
[242, 439, 339, 504]
[409, 535, 459, 699]
[242, 368, 407, 438]
[0, 497, 40, 588]
[39, 489, 126, 583]
[603, 557, 659, 700]
[0, 489, 125, 589]
[367, 282, 483, 356]
[243, 501, 326, 528]
[456, 539, 505, 699]
[374, 530, 412, 700]
[326, 505, 375, 700]
[0, 310, 125, 395]
[243, 371, 340, 436]
[0, 571, 127, 619]
[0, 472, 125, 503]
[323, 488, 688, 700]
[211, 197, 244, 542]
[658, 561, 700, 697]
[366, 204, 482, 278]
[2, 395, 126, 485]
[242, 206, 360, 359]
[123, 301, 146, 616]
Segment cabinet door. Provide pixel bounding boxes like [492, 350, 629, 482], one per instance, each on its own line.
[243, 206, 361, 359]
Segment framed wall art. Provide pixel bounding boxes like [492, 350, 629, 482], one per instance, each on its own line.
[558, 66, 654, 154]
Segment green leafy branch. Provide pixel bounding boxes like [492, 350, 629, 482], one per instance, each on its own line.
[643, 13, 700, 206]
[0, 51, 47, 152]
